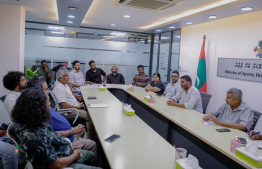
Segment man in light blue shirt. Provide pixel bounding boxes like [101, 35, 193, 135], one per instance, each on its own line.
[163, 70, 181, 99]
[167, 75, 203, 113]
[69, 60, 86, 87]
[203, 88, 253, 132]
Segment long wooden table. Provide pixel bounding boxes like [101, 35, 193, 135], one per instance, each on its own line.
[81, 84, 261, 169]
[81, 86, 176, 169]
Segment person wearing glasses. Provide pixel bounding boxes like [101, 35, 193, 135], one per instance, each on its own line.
[162, 70, 181, 99]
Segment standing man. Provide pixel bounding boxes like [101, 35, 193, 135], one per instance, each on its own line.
[69, 60, 86, 87]
[167, 75, 203, 113]
[37, 60, 53, 88]
[86, 60, 107, 84]
[163, 70, 181, 99]
[3, 71, 26, 114]
[106, 66, 125, 84]
[132, 65, 151, 88]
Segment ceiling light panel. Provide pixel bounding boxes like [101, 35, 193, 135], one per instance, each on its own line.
[57, 0, 94, 27]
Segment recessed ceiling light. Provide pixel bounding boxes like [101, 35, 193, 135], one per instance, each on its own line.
[67, 21, 73, 24]
[208, 15, 217, 19]
[48, 26, 65, 30]
[186, 21, 193, 25]
[156, 30, 161, 32]
[68, 15, 75, 18]
[111, 32, 126, 36]
[241, 6, 252, 11]
[103, 36, 112, 37]
[124, 15, 130, 18]
[68, 7, 77, 10]
[111, 24, 116, 26]
[169, 26, 175, 29]
[175, 36, 181, 38]
[51, 31, 64, 34]
[140, 0, 237, 29]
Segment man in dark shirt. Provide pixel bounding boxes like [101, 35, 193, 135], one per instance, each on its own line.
[37, 60, 53, 88]
[85, 60, 107, 84]
[106, 66, 125, 84]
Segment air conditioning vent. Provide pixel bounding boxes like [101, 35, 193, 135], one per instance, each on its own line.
[112, 0, 187, 11]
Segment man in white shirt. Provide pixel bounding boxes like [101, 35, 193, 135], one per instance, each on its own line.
[163, 70, 181, 99]
[167, 75, 203, 113]
[52, 69, 94, 137]
[69, 60, 86, 87]
[2, 71, 26, 114]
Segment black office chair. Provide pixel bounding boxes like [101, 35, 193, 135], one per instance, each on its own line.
[200, 92, 212, 114]
[7, 123, 31, 169]
[251, 110, 262, 131]
[0, 95, 6, 103]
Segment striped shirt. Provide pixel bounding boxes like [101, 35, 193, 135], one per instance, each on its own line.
[132, 74, 151, 88]
[164, 81, 182, 99]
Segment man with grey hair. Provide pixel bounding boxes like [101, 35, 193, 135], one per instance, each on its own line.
[203, 88, 254, 132]
[52, 69, 94, 137]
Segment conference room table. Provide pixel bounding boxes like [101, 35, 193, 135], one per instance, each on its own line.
[81, 84, 261, 169]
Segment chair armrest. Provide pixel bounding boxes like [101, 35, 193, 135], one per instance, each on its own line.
[57, 109, 79, 124]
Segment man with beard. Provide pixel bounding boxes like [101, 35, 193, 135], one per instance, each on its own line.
[69, 60, 86, 87]
[167, 75, 203, 113]
[37, 60, 53, 88]
[132, 65, 151, 88]
[85, 60, 106, 84]
[106, 66, 125, 84]
[163, 70, 181, 99]
[203, 88, 253, 132]
[3, 71, 26, 114]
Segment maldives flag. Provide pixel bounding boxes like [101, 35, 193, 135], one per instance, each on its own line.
[195, 35, 207, 93]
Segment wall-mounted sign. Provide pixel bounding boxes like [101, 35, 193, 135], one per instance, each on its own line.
[217, 58, 262, 83]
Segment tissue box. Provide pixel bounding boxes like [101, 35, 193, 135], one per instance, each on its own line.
[123, 107, 135, 116]
[127, 87, 134, 91]
[144, 96, 151, 103]
[176, 159, 202, 169]
[99, 87, 105, 91]
[236, 147, 262, 168]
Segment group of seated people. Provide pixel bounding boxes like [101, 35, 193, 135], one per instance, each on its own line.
[0, 60, 260, 169]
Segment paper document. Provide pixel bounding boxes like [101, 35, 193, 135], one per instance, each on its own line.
[87, 104, 109, 108]
[204, 121, 221, 127]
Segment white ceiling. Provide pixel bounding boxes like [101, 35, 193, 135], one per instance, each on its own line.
[0, 0, 258, 32]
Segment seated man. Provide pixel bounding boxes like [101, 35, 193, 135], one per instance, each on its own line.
[106, 66, 125, 84]
[69, 60, 86, 87]
[203, 88, 253, 132]
[0, 123, 19, 169]
[3, 71, 26, 114]
[132, 65, 151, 88]
[11, 87, 100, 169]
[53, 69, 94, 138]
[26, 77, 97, 154]
[163, 70, 181, 99]
[0, 141, 18, 169]
[167, 75, 203, 113]
[86, 60, 107, 84]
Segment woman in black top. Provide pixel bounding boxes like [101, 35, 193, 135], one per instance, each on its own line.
[145, 73, 165, 95]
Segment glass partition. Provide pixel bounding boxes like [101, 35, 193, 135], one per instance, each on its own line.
[24, 22, 151, 85]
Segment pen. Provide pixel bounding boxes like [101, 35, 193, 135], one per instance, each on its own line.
[248, 131, 260, 135]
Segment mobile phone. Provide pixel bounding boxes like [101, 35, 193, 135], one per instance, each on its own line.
[216, 128, 231, 132]
[105, 134, 120, 142]
[235, 136, 247, 145]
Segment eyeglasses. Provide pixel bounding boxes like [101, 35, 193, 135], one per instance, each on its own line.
[171, 76, 178, 78]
